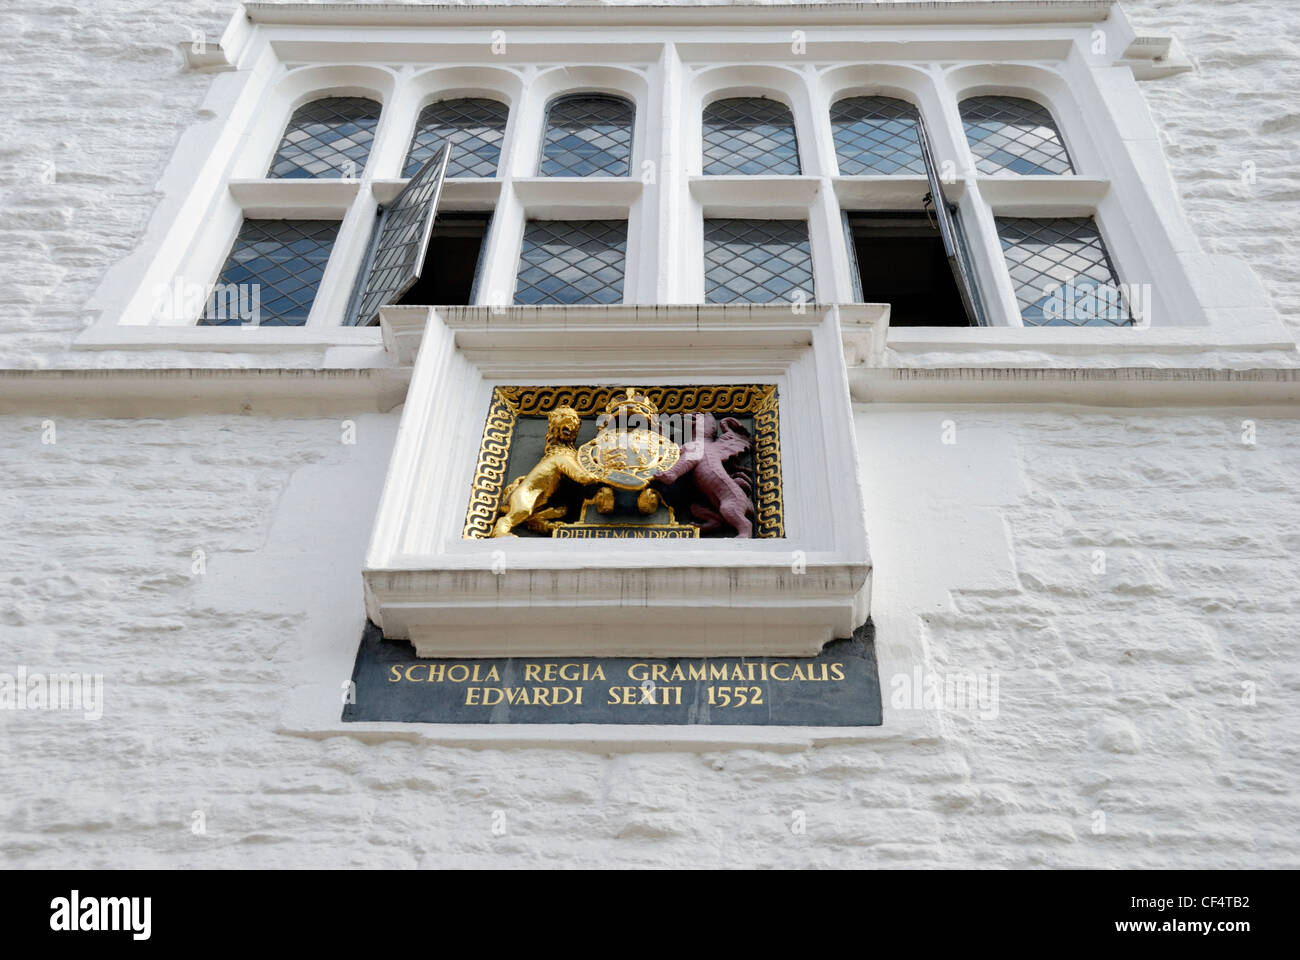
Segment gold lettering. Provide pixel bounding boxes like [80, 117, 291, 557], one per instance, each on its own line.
[709, 664, 728, 681]
[388, 666, 402, 683]
[689, 664, 706, 681]
[465, 687, 481, 705]
[428, 664, 445, 683]
[405, 664, 427, 682]
[792, 664, 808, 681]
[535, 687, 551, 706]
[830, 663, 845, 681]
[448, 664, 469, 683]
[771, 663, 791, 681]
[552, 687, 574, 706]
[559, 663, 578, 682]
[590, 665, 606, 681]
[482, 687, 504, 706]
[576, 686, 584, 705]
[628, 663, 648, 682]
[542, 664, 557, 681]
[730, 664, 746, 681]
[524, 664, 541, 683]
[651, 664, 668, 683]
[669, 664, 685, 682]
[485, 665, 500, 682]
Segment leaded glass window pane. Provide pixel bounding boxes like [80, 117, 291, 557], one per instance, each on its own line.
[960, 96, 1075, 176]
[704, 219, 813, 304]
[539, 95, 634, 177]
[831, 96, 926, 175]
[996, 217, 1133, 326]
[268, 97, 380, 179]
[404, 98, 508, 178]
[514, 220, 627, 304]
[349, 144, 449, 327]
[702, 98, 801, 175]
[200, 219, 339, 327]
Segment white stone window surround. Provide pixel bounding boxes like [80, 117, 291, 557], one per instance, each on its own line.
[364, 302, 877, 660]
[79, 1, 1291, 365]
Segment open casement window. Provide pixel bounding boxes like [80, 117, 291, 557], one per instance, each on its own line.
[345, 143, 451, 327]
[915, 115, 987, 327]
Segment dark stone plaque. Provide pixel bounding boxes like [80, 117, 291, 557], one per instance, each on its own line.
[342, 622, 882, 726]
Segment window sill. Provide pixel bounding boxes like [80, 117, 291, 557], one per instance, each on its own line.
[371, 177, 502, 207]
[377, 302, 889, 368]
[690, 175, 820, 216]
[883, 318, 1297, 355]
[74, 324, 386, 351]
[833, 174, 966, 209]
[851, 321, 1300, 403]
[511, 177, 642, 217]
[228, 178, 360, 217]
[976, 175, 1110, 213]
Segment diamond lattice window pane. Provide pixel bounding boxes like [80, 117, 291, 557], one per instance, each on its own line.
[351, 145, 449, 326]
[702, 98, 801, 175]
[997, 217, 1133, 326]
[831, 96, 927, 175]
[514, 220, 627, 304]
[200, 220, 339, 326]
[960, 96, 1075, 176]
[404, 98, 508, 178]
[539, 95, 634, 177]
[268, 97, 380, 179]
[704, 219, 813, 304]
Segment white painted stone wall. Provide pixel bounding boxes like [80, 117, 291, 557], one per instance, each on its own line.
[1, 1, 1297, 867]
[2, 406, 1296, 866]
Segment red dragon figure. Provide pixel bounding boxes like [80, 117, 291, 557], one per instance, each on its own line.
[654, 412, 756, 538]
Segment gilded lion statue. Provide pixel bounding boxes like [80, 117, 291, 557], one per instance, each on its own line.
[492, 406, 604, 537]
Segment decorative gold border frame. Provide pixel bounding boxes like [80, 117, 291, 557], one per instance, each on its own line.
[463, 385, 785, 539]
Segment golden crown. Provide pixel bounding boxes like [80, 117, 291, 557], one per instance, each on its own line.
[602, 388, 659, 422]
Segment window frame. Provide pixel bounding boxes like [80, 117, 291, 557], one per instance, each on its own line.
[266, 95, 384, 180]
[701, 96, 803, 176]
[403, 96, 511, 179]
[959, 94, 1077, 178]
[702, 217, 816, 305]
[536, 92, 637, 179]
[512, 218, 631, 306]
[200, 217, 343, 327]
[81, 6, 1267, 357]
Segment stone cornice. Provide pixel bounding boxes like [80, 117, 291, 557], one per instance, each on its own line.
[5, 360, 1300, 415]
[242, 1, 1118, 29]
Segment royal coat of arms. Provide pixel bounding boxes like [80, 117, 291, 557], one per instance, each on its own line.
[576, 389, 681, 490]
[472, 385, 779, 540]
